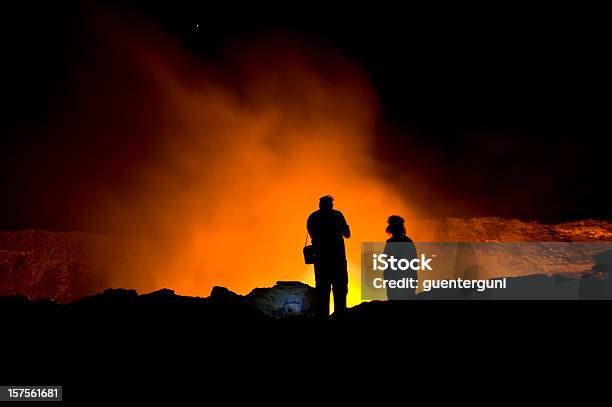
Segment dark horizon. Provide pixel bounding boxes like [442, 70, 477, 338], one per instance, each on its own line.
[1, 1, 610, 234]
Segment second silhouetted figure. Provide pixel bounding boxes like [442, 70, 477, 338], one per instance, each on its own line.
[307, 195, 350, 319]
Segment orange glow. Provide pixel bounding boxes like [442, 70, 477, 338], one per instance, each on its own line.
[85, 18, 425, 307]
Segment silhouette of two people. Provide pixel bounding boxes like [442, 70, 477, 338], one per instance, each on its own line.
[306, 197, 418, 316]
[307, 195, 350, 319]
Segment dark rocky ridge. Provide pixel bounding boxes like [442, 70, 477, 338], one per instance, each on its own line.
[1, 281, 316, 321]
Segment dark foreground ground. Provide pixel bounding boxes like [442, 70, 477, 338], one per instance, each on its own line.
[3, 287, 612, 404]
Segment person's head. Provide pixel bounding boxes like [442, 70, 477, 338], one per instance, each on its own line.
[319, 195, 334, 210]
[386, 215, 406, 236]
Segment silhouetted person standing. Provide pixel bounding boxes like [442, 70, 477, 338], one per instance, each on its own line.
[384, 215, 418, 300]
[307, 195, 350, 318]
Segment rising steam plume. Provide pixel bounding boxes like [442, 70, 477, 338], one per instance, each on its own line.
[64, 12, 419, 306]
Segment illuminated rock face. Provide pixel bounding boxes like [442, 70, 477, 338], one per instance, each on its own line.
[246, 281, 316, 319]
[1, 219, 611, 303]
[210, 282, 316, 318]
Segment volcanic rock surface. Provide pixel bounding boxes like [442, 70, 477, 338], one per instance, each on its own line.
[244, 281, 316, 318]
[209, 281, 316, 318]
[412, 218, 612, 242]
[0, 230, 171, 303]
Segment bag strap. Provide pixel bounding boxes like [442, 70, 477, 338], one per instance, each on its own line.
[304, 230, 310, 247]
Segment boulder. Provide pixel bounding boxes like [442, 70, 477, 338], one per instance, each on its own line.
[246, 281, 316, 318]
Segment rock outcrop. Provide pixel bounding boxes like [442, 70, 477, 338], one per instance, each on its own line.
[210, 281, 316, 318]
[245, 281, 316, 318]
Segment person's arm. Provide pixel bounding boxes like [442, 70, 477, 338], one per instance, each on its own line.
[341, 214, 351, 238]
[307, 214, 315, 239]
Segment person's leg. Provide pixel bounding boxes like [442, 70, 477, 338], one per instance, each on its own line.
[314, 263, 331, 319]
[331, 259, 348, 316]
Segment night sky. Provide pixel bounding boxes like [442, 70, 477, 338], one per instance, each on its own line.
[1, 1, 609, 232]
